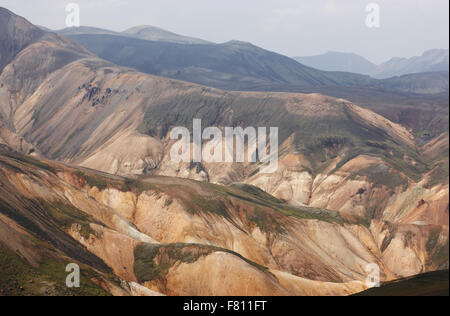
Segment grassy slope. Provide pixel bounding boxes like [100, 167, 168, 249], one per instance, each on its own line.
[136, 90, 430, 183]
[0, 243, 111, 296]
[0, 147, 448, 295]
[0, 147, 347, 295]
[0, 149, 122, 295]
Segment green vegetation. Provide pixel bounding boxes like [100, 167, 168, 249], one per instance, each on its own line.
[135, 90, 432, 183]
[73, 171, 113, 191]
[380, 223, 397, 253]
[276, 204, 344, 224]
[134, 244, 173, 282]
[332, 141, 428, 184]
[249, 207, 284, 234]
[231, 184, 282, 204]
[0, 146, 56, 174]
[0, 195, 111, 274]
[350, 164, 409, 192]
[38, 200, 100, 240]
[219, 183, 342, 224]
[425, 161, 449, 189]
[0, 243, 111, 296]
[73, 170, 157, 193]
[0, 198, 56, 245]
[185, 191, 230, 219]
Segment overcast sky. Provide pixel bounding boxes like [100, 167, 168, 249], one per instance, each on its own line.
[1, 0, 448, 63]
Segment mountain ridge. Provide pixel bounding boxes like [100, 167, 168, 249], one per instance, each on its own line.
[295, 49, 449, 79]
[294, 51, 378, 75]
[0, 6, 448, 296]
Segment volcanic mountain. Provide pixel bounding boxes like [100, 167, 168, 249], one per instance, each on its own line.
[54, 25, 449, 140]
[375, 49, 449, 79]
[0, 7, 449, 296]
[294, 52, 378, 75]
[295, 50, 450, 80]
[58, 28, 448, 95]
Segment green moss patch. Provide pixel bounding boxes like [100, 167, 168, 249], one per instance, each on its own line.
[425, 161, 449, 189]
[37, 200, 100, 240]
[350, 164, 409, 192]
[0, 242, 111, 296]
[73, 170, 158, 194]
[0, 146, 56, 174]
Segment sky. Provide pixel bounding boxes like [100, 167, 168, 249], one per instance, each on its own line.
[1, 0, 448, 64]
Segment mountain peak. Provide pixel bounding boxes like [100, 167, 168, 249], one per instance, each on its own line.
[223, 40, 256, 49]
[56, 26, 120, 36]
[225, 40, 252, 45]
[375, 49, 449, 78]
[0, 6, 44, 71]
[124, 25, 163, 32]
[293, 51, 377, 75]
[0, 6, 41, 33]
[123, 25, 210, 44]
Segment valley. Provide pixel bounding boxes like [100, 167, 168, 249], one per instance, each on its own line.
[0, 6, 448, 296]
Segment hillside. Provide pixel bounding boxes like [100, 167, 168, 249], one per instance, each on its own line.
[295, 49, 449, 80]
[123, 25, 211, 44]
[0, 6, 447, 209]
[0, 7, 448, 296]
[61, 31, 448, 96]
[0, 8, 44, 72]
[293, 52, 377, 75]
[20, 22, 450, 146]
[65, 33, 376, 90]
[375, 49, 449, 79]
[0, 147, 448, 295]
[377, 71, 449, 94]
[57, 25, 211, 45]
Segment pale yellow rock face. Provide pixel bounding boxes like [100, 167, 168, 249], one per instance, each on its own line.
[69, 224, 140, 282]
[73, 168, 446, 288]
[88, 188, 137, 222]
[382, 236, 423, 277]
[143, 251, 368, 296]
[0, 126, 39, 156]
[133, 191, 278, 269]
[273, 270, 367, 296]
[154, 252, 290, 296]
[80, 130, 163, 176]
[251, 170, 313, 205]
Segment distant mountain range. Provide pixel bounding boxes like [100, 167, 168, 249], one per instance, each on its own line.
[1, 6, 449, 297]
[47, 26, 448, 95]
[294, 52, 378, 76]
[375, 49, 449, 79]
[294, 50, 449, 79]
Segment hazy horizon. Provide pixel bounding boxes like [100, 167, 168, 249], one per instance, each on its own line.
[1, 0, 448, 64]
